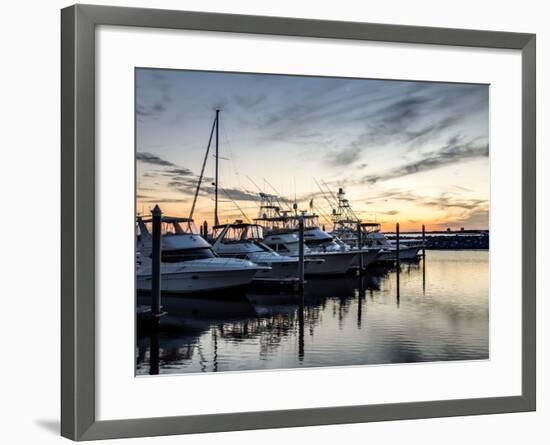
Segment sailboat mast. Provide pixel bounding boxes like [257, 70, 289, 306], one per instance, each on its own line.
[214, 109, 220, 226]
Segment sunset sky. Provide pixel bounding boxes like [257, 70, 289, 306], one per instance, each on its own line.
[136, 68, 489, 232]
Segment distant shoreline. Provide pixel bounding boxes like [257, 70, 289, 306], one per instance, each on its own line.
[385, 230, 489, 235]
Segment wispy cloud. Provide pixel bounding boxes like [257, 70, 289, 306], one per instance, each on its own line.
[136, 152, 175, 167]
[363, 135, 488, 183]
[167, 175, 260, 203]
[325, 147, 362, 166]
[136, 71, 173, 120]
[234, 94, 267, 109]
[135, 70, 489, 229]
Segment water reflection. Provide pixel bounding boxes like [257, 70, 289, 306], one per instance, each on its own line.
[136, 250, 489, 375]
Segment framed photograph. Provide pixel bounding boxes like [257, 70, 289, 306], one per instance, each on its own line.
[61, 4, 536, 441]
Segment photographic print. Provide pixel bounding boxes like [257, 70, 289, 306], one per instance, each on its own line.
[135, 68, 489, 376]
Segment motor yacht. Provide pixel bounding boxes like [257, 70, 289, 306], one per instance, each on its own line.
[211, 222, 322, 284]
[136, 215, 268, 294]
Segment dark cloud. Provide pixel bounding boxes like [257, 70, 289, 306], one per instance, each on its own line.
[136, 152, 175, 167]
[137, 153, 195, 181]
[139, 197, 188, 204]
[422, 195, 487, 211]
[136, 71, 173, 119]
[363, 136, 488, 183]
[234, 94, 267, 109]
[164, 167, 193, 176]
[166, 174, 259, 203]
[360, 188, 488, 228]
[325, 147, 362, 166]
[451, 208, 489, 228]
[222, 187, 261, 202]
[136, 105, 154, 117]
[335, 83, 487, 165]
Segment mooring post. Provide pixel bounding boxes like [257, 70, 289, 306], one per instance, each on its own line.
[298, 215, 305, 291]
[396, 222, 401, 267]
[357, 222, 364, 273]
[358, 272, 365, 329]
[298, 294, 305, 361]
[396, 222, 400, 307]
[422, 225, 426, 295]
[149, 328, 160, 375]
[151, 205, 162, 317]
[422, 224, 426, 258]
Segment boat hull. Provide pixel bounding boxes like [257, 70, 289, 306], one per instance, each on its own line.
[349, 249, 380, 269]
[253, 260, 300, 283]
[136, 268, 258, 294]
[377, 246, 421, 262]
[303, 251, 357, 275]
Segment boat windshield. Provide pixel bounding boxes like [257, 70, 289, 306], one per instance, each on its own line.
[162, 247, 216, 262]
[216, 224, 265, 242]
[253, 241, 275, 253]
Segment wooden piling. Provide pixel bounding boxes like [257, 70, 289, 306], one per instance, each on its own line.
[395, 222, 400, 267]
[396, 222, 400, 307]
[298, 295, 305, 361]
[151, 205, 162, 317]
[422, 225, 426, 295]
[357, 222, 364, 273]
[149, 328, 160, 375]
[298, 216, 305, 291]
[422, 224, 426, 258]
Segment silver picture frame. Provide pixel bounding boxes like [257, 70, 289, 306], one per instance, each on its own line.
[61, 4, 536, 441]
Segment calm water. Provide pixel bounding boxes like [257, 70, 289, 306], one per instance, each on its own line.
[136, 250, 489, 375]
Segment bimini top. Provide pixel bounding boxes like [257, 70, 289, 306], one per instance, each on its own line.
[360, 222, 381, 229]
[212, 220, 259, 230]
[138, 215, 194, 224]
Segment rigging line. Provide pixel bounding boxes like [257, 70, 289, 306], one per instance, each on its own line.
[221, 188, 251, 223]
[189, 117, 217, 220]
[245, 175, 264, 194]
[314, 177, 337, 209]
[315, 201, 335, 222]
[239, 185, 261, 203]
[321, 179, 340, 206]
[219, 116, 241, 188]
[264, 179, 290, 211]
[312, 203, 332, 226]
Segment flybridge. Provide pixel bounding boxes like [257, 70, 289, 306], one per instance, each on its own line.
[137, 215, 196, 237]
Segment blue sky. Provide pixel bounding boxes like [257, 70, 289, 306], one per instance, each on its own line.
[136, 68, 489, 230]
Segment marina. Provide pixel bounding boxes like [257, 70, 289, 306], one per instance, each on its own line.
[135, 72, 491, 376]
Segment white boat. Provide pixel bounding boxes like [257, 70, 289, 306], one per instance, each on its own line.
[251, 193, 361, 275]
[136, 215, 268, 294]
[262, 231, 357, 275]
[301, 225, 379, 269]
[364, 230, 421, 262]
[326, 188, 421, 263]
[212, 222, 324, 284]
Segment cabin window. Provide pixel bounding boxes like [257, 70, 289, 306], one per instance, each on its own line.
[161, 247, 216, 262]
